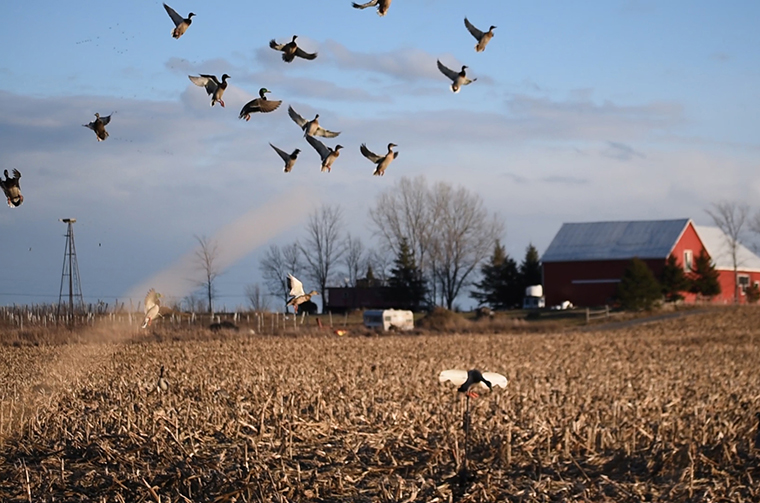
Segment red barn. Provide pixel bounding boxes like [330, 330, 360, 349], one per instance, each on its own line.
[542, 218, 760, 307]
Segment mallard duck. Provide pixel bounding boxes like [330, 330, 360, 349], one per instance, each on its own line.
[287, 274, 319, 313]
[238, 88, 282, 120]
[83, 112, 113, 141]
[436, 60, 477, 93]
[269, 35, 317, 63]
[189, 74, 230, 107]
[464, 18, 496, 52]
[157, 365, 169, 392]
[141, 288, 173, 328]
[360, 143, 398, 176]
[270, 143, 301, 173]
[305, 135, 343, 173]
[1, 169, 23, 208]
[164, 3, 195, 39]
[439, 369, 508, 398]
[352, 0, 392, 16]
[288, 106, 340, 137]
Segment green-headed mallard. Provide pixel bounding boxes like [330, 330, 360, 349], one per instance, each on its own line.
[305, 135, 342, 173]
[270, 143, 301, 173]
[189, 74, 230, 107]
[352, 0, 392, 16]
[1, 169, 23, 208]
[360, 143, 398, 176]
[464, 18, 495, 52]
[437, 60, 477, 93]
[83, 112, 113, 141]
[439, 369, 508, 398]
[164, 3, 195, 39]
[141, 288, 173, 328]
[239, 88, 282, 121]
[287, 106, 340, 138]
[269, 35, 317, 63]
[286, 274, 319, 313]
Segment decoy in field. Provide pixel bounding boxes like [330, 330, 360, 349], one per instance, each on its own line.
[270, 143, 301, 173]
[360, 143, 398, 176]
[287, 106, 340, 138]
[189, 74, 230, 107]
[436, 60, 476, 93]
[83, 112, 113, 141]
[464, 18, 496, 52]
[0, 169, 23, 208]
[286, 274, 319, 313]
[439, 369, 508, 398]
[352, 0, 392, 17]
[157, 365, 169, 392]
[163, 3, 195, 39]
[238, 88, 282, 120]
[305, 135, 343, 173]
[141, 288, 172, 328]
[269, 35, 317, 63]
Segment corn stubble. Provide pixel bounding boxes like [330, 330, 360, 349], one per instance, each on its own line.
[0, 309, 759, 501]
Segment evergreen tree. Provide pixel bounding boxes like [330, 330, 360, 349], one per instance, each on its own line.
[616, 257, 662, 311]
[470, 241, 522, 310]
[688, 250, 721, 298]
[660, 254, 689, 302]
[387, 238, 427, 310]
[519, 243, 542, 290]
[746, 283, 760, 304]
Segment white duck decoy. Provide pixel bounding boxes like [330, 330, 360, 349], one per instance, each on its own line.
[1, 169, 23, 208]
[352, 0, 392, 17]
[270, 143, 301, 173]
[360, 143, 398, 176]
[163, 3, 195, 39]
[464, 18, 496, 53]
[436, 60, 477, 93]
[141, 288, 172, 328]
[286, 274, 319, 313]
[188, 74, 230, 107]
[439, 369, 508, 398]
[287, 106, 340, 138]
[305, 135, 343, 173]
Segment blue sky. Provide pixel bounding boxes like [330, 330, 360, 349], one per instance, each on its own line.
[1, 1, 759, 310]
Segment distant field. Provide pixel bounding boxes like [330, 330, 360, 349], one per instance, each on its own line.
[1, 308, 759, 501]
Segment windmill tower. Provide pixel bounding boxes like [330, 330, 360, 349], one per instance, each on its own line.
[57, 218, 85, 316]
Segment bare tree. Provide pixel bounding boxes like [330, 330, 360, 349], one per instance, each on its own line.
[183, 291, 204, 313]
[299, 204, 346, 310]
[343, 234, 366, 286]
[366, 249, 393, 284]
[194, 235, 221, 313]
[245, 283, 270, 312]
[707, 201, 749, 303]
[259, 243, 301, 313]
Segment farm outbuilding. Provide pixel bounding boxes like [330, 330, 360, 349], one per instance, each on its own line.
[542, 218, 760, 307]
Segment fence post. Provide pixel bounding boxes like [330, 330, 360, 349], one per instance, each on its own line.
[605, 305, 609, 318]
[586, 307, 590, 324]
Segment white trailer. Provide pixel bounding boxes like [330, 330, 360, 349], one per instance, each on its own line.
[363, 309, 414, 331]
[523, 285, 546, 309]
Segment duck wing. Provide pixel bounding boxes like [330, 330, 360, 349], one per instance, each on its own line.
[144, 289, 160, 314]
[189, 75, 219, 95]
[257, 98, 282, 113]
[464, 17, 484, 40]
[287, 106, 308, 127]
[99, 113, 113, 126]
[436, 60, 459, 82]
[294, 46, 317, 60]
[269, 39, 286, 51]
[305, 135, 330, 161]
[360, 143, 382, 163]
[314, 126, 340, 138]
[438, 369, 469, 387]
[270, 143, 291, 163]
[482, 372, 508, 389]
[163, 3, 184, 26]
[287, 274, 305, 297]
[352, 0, 379, 9]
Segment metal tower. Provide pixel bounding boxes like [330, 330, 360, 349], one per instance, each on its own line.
[57, 218, 85, 316]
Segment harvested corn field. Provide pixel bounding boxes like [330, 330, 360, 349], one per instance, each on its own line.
[1, 308, 759, 502]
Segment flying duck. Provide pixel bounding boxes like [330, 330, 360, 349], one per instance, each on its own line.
[83, 113, 113, 141]
[436, 60, 477, 93]
[360, 143, 398, 176]
[141, 288, 173, 328]
[1, 169, 23, 208]
[270, 143, 301, 173]
[286, 274, 319, 313]
[157, 365, 169, 392]
[464, 18, 496, 52]
[238, 88, 282, 120]
[352, 0, 392, 16]
[439, 369, 508, 398]
[163, 3, 195, 39]
[305, 135, 343, 173]
[288, 106, 340, 137]
[189, 74, 230, 107]
[269, 36, 317, 63]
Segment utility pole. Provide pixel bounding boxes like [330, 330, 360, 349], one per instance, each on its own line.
[57, 218, 84, 318]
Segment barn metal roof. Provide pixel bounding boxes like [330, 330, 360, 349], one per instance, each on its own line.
[693, 225, 760, 272]
[542, 219, 691, 263]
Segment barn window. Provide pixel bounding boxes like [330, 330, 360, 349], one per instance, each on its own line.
[683, 250, 693, 272]
[738, 275, 750, 294]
